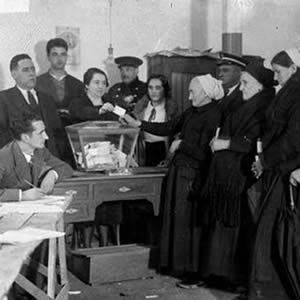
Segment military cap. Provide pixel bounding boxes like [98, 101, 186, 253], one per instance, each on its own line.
[217, 52, 247, 68]
[115, 56, 143, 68]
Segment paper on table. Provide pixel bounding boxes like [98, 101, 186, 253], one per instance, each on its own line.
[0, 227, 65, 244]
[113, 105, 126, 117]
[0, 195, 67, 214]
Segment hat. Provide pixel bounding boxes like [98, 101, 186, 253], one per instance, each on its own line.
[217, 52, 247, 68]
[114, 56, 143, 68]
[244, 62, 276, 88]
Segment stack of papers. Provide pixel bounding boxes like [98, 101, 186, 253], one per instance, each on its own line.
[0, 196, 66, 214]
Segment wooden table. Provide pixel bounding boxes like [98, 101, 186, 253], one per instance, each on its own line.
[0, 195, 73, 300]
[53, 167, 167, 224]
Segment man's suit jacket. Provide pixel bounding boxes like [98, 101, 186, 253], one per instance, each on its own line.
[0, 141, 73, 202]
[0, 86, 62, 156]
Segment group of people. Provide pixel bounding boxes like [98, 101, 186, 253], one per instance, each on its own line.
[122, 49, 300, 300]
[1, 36, 300, 300]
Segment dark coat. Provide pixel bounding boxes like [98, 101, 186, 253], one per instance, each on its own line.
[69, 93, 118, 123]
[0, 87, 62, 157]
[218, 84, 244, 125]
[0, 140, 73, 202]
[198, 88, 275, 284]
[106, 77, 147, 111]
[250, 71, 300, 299]
[141, 102, 221, 274]
[36, 72, 84, 110]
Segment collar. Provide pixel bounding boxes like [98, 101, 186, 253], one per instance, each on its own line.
[16, 86, 37, 100]
[147, 99, 166, 111]
[227, 83, 240, 96]
[49, 70, 67, 81]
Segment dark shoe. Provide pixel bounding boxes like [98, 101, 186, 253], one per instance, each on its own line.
[176, 279, 206, 289]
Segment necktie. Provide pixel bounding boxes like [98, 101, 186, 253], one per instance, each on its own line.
[27, 91, 39, 109]
[148, 108, 156, 122]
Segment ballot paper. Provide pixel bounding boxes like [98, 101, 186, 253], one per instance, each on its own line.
[0, 196, 66, 214]
[113, 105, 126, 117]
[0, 227, 65, 244]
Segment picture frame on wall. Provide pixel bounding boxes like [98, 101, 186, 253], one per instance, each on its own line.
[56, 26, 80, 65]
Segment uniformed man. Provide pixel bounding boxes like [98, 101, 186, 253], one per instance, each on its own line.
[217, 52, 248, 119]
[106, 56, 147, 111]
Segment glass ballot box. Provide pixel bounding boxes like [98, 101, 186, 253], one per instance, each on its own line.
[65, 121, 139, 173]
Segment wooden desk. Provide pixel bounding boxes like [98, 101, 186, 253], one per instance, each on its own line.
[0, 195, 72, 300]
[53, 167, 167, 224]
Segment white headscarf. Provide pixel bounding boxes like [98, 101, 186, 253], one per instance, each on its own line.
[193, 74, 224, 100]
[285, 48, 300, 67]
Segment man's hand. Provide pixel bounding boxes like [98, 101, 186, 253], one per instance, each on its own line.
[99, 102, 114, 114]
[22, 188, 45, 201]
[120, 114, 141, 127]
[251, 159, 264, 179]
[210, 137, 230, 152]
[40, 170, 57, 194]
[169, 139, 182, 153]
[290, 169, 300, 186]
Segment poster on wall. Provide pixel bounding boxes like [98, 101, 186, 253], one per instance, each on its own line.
[56, 26, 80, 65]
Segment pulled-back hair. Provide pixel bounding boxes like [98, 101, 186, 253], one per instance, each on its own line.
[83, 68, 109, 87]
[10, 112, 43, 140]
[146, 74, 171, 99]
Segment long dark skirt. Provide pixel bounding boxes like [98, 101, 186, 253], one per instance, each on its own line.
[159, 163, 201, 275]
[249, 172, 292, 300]
[198, 218, 252, 285]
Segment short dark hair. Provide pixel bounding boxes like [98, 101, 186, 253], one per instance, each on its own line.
[10, 113, 43, 140]
[146, 74, 171, 99]
[10, 54, 31, 71]
[83, 68, 109, 87]
[46, 38, 68, 55]
[271, 51, 294, 68]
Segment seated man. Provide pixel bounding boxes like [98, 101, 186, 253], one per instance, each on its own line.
[0, 112, 73, 202]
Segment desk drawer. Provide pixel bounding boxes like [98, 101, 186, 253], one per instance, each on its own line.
[53, 184, 89, 201]
[64, 202, 90, 223]
[94, 179, 155, 200]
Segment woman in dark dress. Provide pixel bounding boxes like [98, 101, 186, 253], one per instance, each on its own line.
[69, 67, 117, 122]
[199, 63, 275, 292]
[250, 49, 300, 300]
[122, 74, 224, 278]
[69, 68, 121, 246]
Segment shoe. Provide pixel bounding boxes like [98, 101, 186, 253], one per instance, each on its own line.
[176, 279, 206, 289]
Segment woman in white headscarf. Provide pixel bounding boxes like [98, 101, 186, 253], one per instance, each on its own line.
[248, 49, 300, 300]
[122, 74, 223, 279]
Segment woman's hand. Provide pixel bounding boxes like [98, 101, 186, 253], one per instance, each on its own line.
[251, 159, 264, 179]
[99, 102, 114, 114]
[169, 139, 182, 153]
[120, 114, 141, 127]
[210, 137, 230, 152]
[290, 169, 300, 186]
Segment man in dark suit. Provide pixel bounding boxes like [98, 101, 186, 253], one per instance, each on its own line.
[36, 38, 84, 126]
[106, 56, 147, 111]
[0, 53, 62, 157]
[0, 112, 73, 202]
[217, 52, 248, 119]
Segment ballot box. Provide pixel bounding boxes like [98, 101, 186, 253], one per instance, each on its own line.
[65, 121, 139, 172]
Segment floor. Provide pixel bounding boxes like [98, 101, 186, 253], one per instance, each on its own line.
[68, 271, 239, 300]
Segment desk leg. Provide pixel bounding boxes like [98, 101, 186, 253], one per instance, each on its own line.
[48, 238, 57, 298]
[58, 218, 68, 287]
